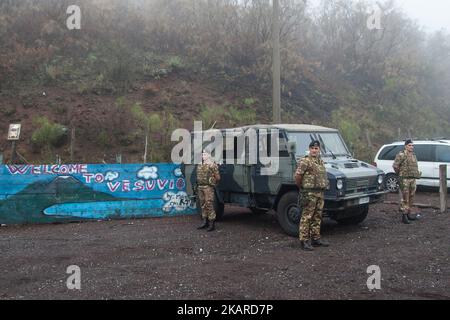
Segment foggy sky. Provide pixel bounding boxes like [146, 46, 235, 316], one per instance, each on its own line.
[399, 0, 450, 32]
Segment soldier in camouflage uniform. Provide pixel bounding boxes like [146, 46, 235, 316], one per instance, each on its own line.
[294, 141, 330, 251]
[393, 140, 422, 224]
[196, 152, 221, 232]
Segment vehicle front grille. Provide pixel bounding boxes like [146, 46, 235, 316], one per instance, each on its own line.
[346, 177, 378, 194]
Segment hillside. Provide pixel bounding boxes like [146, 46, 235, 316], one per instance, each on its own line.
[1, 0, 450, 163]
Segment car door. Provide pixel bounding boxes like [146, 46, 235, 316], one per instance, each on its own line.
[434, 145, 450, 188]
[414, 144, 437, 187]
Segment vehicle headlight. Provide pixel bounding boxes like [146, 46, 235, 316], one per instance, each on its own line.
[336, 179, 344, 190]
[378, 175, 384, 185]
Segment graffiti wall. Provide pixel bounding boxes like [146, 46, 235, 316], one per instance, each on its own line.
[0, 164, 197, 225]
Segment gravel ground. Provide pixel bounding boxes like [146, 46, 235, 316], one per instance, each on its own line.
[0, 191, 449, 300]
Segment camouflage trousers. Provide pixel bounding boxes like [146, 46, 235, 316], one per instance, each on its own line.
[299, 191, 324, 241]
[399, 178, 417, 213]
[198, 186, 216, 221]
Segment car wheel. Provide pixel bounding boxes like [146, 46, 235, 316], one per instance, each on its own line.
[336, 205, 369, 225]
[385, 174, 399, 193]
[276, 191, 301, 237]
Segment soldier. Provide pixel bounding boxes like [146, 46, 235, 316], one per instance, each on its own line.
[196, 151, 221, 232]
[294, 141, 330, 251]
[393, 139, 422, 224]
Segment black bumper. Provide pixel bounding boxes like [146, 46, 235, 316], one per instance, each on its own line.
[324, 191, 386, 212]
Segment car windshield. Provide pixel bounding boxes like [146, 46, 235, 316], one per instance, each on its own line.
[287, 132, 351, 157]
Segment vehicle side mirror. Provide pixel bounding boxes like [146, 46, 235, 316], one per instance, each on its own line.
[288, 141, 297, 155]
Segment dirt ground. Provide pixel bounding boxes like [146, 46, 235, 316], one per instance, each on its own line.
[0, 191, 449, 300]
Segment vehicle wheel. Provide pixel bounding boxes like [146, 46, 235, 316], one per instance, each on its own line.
[385, 174, 399, 193]
[276, 191, 301, 237]
[336, 205, 369, 225]
[250, 208, 269, 215]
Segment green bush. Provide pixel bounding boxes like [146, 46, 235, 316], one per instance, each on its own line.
[243, 98, 256, 106]
[31, 117, 67, 149]
[43, 64, 61, 85]
[167, 56, 184, 71]
[199, 105, 226, 129]
[227, 106, 256, 126]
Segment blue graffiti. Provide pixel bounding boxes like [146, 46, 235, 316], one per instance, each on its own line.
[0, 163, 197, 225]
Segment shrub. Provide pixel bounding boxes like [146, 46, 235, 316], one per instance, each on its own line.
[243, 98, 256, 106]
[200, 105, 226, 129]
[227, 106, 256, 126]
[31, 117, 67, 149]
[167, 56, 184, 71]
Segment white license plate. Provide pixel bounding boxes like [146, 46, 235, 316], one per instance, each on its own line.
[359, 197, 370, 205]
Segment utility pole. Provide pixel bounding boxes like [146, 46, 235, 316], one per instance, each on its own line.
[272, 0, 281, 124]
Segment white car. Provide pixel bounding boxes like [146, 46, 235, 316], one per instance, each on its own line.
[374, 140, 450, 192]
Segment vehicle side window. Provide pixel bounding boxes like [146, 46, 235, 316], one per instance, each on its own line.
[414, 145, 435, 162]
[378, 145, 403, 160]
[436, 146, 450, 162]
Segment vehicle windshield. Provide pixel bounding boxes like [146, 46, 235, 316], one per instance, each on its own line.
[287, 132, 351, 157]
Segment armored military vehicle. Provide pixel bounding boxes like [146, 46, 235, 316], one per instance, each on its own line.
[183, 124, 386, 237]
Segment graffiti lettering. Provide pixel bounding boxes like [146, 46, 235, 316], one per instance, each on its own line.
[122, 180, 131, 192]
[7, 164, 88, 175]
[105, 179, 177, 193]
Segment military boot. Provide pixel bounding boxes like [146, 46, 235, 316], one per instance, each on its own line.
[312, 239, 330, 247]
[197, 218, 209, 230]
[207, 220, 216, 232]
[300, 240, 314, 251]
[402, 214, 411, 224]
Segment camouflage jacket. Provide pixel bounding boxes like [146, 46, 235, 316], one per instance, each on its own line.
[295, 155, 329, 191]
[393, 150, 421, 179]
[197, 163, 220, 187]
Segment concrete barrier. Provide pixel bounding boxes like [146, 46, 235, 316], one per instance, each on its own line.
[0, 163, 197, 225]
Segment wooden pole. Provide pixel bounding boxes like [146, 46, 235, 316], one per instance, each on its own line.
[272, 0, 281, 124]
[70, 127, 75, 163]
[11, 141, 17, 164]
[439, 165, 447, 214]
[144, 134, 148, 163]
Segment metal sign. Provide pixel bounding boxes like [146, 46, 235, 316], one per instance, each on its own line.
[8, 124, 21, 141]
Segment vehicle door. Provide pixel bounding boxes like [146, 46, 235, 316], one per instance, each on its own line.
[250, 129, 285, 195]
[219, 129, 249, 193]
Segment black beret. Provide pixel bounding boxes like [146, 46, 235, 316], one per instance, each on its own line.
[309, 140, 321, 148]
[405, 139, 413, 146]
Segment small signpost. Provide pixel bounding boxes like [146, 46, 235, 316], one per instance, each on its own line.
[7, 124, 21, 164]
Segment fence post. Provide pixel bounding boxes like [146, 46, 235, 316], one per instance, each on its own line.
[440, 165, 447, 214]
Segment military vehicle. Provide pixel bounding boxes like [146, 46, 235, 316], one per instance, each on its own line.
[183, 124, 387, 237]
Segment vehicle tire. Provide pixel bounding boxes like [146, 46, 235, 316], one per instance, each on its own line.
[195, 190, 225, 221]
[276, 191, 301, 237]
[336, 205, 369, 225]
[385, 173, 400, 193]
[250, 208, 269, 215]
